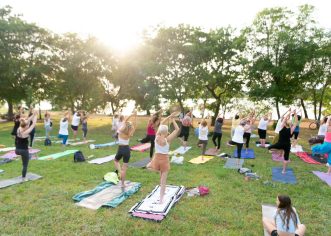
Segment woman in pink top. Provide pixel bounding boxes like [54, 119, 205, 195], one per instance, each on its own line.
[139, 109, 162, 158]
[312, 116, 331, 175]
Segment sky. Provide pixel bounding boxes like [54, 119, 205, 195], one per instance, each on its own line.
[1, 0, 330, 55]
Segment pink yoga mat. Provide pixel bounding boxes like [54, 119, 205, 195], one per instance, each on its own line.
[0, 149, 40, 159]
[132, 212, 165, 221]
[313, 171, 331, 187]
[271, 152, 290, 162]
[131, 143, 151, 152]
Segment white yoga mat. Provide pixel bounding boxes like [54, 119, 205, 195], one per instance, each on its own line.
[0, 173, 42, 189]
[290, 145, 303, 153]
[170, 146, 192, 155]
[88, 155, 116, 164]
[0, 147, 15, 152]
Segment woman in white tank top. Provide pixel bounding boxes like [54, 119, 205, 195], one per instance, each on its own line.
[147, 111, 180, 204]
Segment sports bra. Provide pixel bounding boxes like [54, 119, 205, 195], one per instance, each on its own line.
[155, 138, 169, 154]
[118, 136, 129, 145]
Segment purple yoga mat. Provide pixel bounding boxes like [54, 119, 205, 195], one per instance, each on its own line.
[0, 149, 40, 159]
[313, 171, 331, 187]
[271, 152, 290, 162]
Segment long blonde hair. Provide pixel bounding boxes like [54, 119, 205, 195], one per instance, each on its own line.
[157, 125, 168, 136]
[120, 121, 133, 135]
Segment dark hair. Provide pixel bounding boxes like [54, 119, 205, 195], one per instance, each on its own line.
[217, 117, 223, 123]
[276, 195, 298, 231]
[323, 117, 328, 123]
[201, 120, 207, 127]
[152, 115, 160, 124]
[235, 115, 239, 120]
[14, 114, 21, 120]
[297, 115, 302, 121]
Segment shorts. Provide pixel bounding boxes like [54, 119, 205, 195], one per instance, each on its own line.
[71, 125, 78, 131]
[115, 145, 131, 163]
[178, 126, 190, 141]
[58, 134, 68, 145]
[271, 230, 298, 236]
[258, 129, 267, 139]
[150, 153, 170, 172]
[291, 131, 299, 139]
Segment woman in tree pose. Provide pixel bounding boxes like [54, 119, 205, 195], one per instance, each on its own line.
[263, 195, 306, 236]
[28, 107, 36, 147]
[114, 112, 137, 187]
[178, 110, 193, 149]
[58, 111, 70, 146]
[311, 116, 331, 175]
[291, 110, 302, 148]
[268, 110, 298, 174]
[258, 112, 272, 147]
[231, 113, 241, 138]
[212, 115, 223, 151]
[81, 111, 88, 142]
[71, 110, 82, 140]
[15, 110, 38, 181]
[139, 109, 162, 159]
[44, 111, 52, 139]
[147, 112, 180, 204]
[243, 112, 256, 153]
[198, 118, 209, 158]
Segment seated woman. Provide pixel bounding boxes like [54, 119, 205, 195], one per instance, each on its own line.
[263, 195, 306, 236]
[308, 117, 328, 145]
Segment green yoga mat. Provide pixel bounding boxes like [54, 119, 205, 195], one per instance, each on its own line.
[38, 150, 78, 160]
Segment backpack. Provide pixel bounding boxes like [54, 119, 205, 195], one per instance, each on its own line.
[74, 151, 85, 162]
[44, 138, 52, 146]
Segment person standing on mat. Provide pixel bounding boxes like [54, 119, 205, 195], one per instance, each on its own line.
[243, 112, 256, 153]
[198, 119, 209, 159]
[71, 110, 82, 140]
[231, 113, 241, 138]
[15, 110, 38, 182]
[28, 108, 36, 147]
[178, 110, 193, 149]
[291, 110, 302, 148]
[258, 112, 272, 147]
[147, 112, 180, 204]
[44, 111, 52, 139]
[139, 109, 162, 159]
[263, 195, 306, 236]
[81, 111, 88, 142]
[11, 106, 25, 144]
[228, 120, 251, 166]
[212, 115, 223, 151]
[114, 111, 137, 188]
[268, 110, 298, 174]
[273, 108, 292, 145]
[311, 116, 331, 175]
[58, 112, 70, 146]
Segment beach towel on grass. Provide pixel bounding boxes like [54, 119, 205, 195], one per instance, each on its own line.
[129, 185, 185, 222]
[74, 181, 141, 210]
[38, 150, 78, 160]
[170, 146, 192, 155]
[131, 143, 151, 152]
[0, 147, 15, 152]
[261, 204, 300, 236]
[0, 149, 40, 160]
[272, 167, 296, 184]
[69, 140, 95, 146]
[0, 158, 12, 165]
[295, 152, 326, 165]
[223, 158, 244, 169]
[0, 173, 42, 189]
[290, 145, 303, 153]
[188, 156, 214, 164]
[233, 149, 255, 159]
[88, 155, 116, 164]
[90, 141, 118, 149]
[312, 171, 331, 187]
[128, 158, 150, 168]
[204, 148, 219, 156]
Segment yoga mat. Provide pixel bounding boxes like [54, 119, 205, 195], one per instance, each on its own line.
[0, 173, 42, 189]
[131, 143, 151, 152]
[34, 136, 55, 140]
[0, 149, 41, 160]
[272, 167, 296, 184]
[272, 151, 285, 162]
[0, 158, 12, 165]
[295, 152, 324, 165]
[233, 149, 255, 159]
[0, 147, 15, 152]
[312, 171, 331, 187]
[53, 139, 79, 144]
[290, 145, 303, 153]
[205, 148, 219, 156]
[171, 155, 184, 164]
[261, 204, 300, 236]
[75, 181, 141, 210]
[224, 158, 244, 169]
[256, 144, 270, 148]
[188, 156, 214, 164]
[129, 158, 150, 168]
[88, 155, 116, 164]
[170, 146, 192, 155]
[0, 170, 4, 174]
[90, 141, 118, 149]
[38, 150, 78, 160]
[69, 140, 95, 146]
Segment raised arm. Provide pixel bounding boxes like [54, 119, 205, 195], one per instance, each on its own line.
[161, 111, 180, 125]
[167, 118, 180, 142]
[290, 111, 298, 134]
[21, 112, 38, 136]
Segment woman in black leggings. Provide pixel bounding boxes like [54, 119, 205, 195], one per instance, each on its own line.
[268, 110, 298, 174]
[212, 116, 223, 150]
[15, 110, 38, 181]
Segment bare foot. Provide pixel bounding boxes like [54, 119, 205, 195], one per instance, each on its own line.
[282, 171, 286, 175]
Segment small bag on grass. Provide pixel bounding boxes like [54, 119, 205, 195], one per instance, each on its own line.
[74, 151, 85, 162]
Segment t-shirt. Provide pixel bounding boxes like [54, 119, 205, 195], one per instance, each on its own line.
[232, 126, 244, 143]
[258, 118, 269, 130]
[198, 125, 208, 140]
[44, 118, 51, 127]
[274, 210, 300, 234]
[59, 118, 69, 135]
[71, 113, 81, 126]
[214, 120, 223, 133]
[278, 126, 291, 145]
[244, 124, 252, 134]
[275, 119, 283, 134]
[318, 124, 327, 136]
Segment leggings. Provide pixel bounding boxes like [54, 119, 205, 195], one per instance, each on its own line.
[212, 132, 222, 149]
[268, 143, 291, 161]
[15, 149, 30, 178]
[29, 129, 35, 147]
[197, 140, 208, 155]
[141, 134, 155, 158]
[82, 129, 88, 138]
[228, 140, 243, 158]
[243, 132, 251, 148]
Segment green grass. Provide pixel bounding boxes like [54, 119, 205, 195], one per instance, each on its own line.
[0, 116, 330, 235]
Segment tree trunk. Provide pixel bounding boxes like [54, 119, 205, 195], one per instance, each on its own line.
[39, 100, 42, 120]
[318, 84, 328, 121]
[300, 99, 309, 119]
[275, 98, 280, 119]
[312, 90, 317, 120]
[211, 100, 221, 126]
[178, 99, 184, 113]
[146, 109, 151, 116]
[7, 100, 14, 121]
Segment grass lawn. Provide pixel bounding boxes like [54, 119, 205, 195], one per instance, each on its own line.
[0, 115, 330, 235]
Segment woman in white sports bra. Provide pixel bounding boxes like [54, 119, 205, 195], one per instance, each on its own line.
[114, 111, 137, 188]
[147, 111, 180, 204]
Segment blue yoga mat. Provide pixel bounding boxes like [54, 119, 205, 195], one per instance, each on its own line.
[272, 167, 297, 184]
[233, 149, 255, 159]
